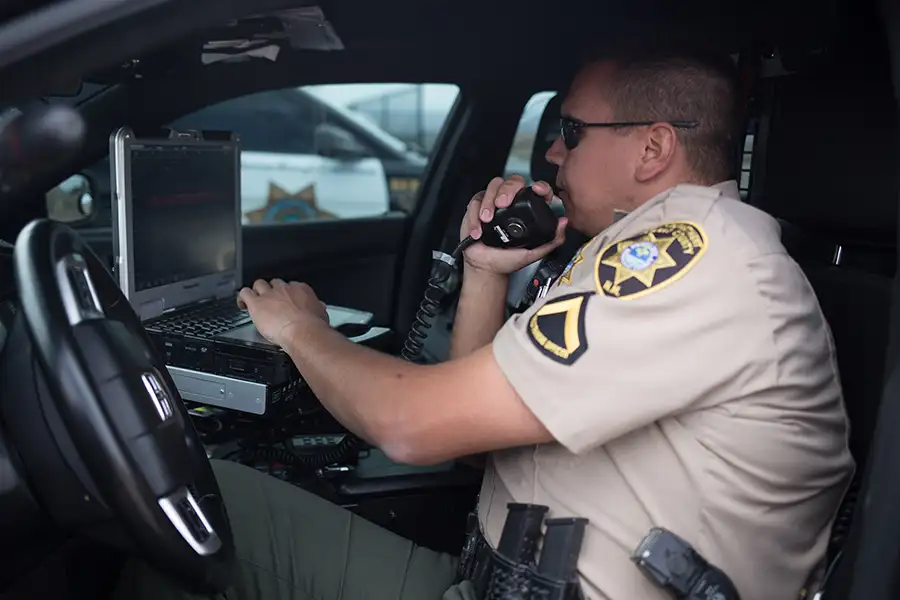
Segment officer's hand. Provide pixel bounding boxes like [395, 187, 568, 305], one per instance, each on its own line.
[237, 279, 329, 348]
[460, 175, 568, 276]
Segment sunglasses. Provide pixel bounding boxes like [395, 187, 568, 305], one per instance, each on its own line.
[559, 116, 700, 150]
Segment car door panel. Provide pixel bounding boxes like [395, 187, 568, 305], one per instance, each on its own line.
[241, 213, 409, 324]
[69, 214, 406, 327]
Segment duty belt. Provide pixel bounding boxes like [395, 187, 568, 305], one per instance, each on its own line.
[456, 504, 587, 600]
[461, 504, 745, 600]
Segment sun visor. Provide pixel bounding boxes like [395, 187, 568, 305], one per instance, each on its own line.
[202, 6, 344, 65]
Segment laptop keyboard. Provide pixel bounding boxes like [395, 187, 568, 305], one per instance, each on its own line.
[147, 297, 252, 339]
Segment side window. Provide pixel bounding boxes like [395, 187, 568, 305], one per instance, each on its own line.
[46, 83, 461, 227]
[504, 91, 557, 180]
[172, 84, 460, 223]
[738, 121, 757, 201]
[171, 92, 317, 155]
[500, 90, 563, 219]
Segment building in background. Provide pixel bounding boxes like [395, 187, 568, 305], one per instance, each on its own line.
[345, 84, 460, 154]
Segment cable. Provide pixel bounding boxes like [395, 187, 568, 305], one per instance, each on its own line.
[401, 236, 477, 363]
[239, 434, 362, 471]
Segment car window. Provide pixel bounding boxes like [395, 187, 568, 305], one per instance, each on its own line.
[739, 125, 757, 201]
[501, 90, 563, 216]
[171, 91, 318, 155]
[173, 84, 460, 224]
[47, 83, 461, 226]
[504, 91, 556, 180]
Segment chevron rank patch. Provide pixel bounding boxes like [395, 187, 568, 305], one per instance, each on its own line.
[527, 292, 593, 365]
[594, 221, 707, 299]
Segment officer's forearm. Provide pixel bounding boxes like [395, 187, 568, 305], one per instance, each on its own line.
[280, 316, 429, 460]
[449, 269, 509, 359]
[280, 316, 548, 466]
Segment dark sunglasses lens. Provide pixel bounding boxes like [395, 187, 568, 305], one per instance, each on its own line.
[560, 119, 578, 149]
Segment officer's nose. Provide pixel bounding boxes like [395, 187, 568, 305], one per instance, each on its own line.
[545, 135, 566, 166]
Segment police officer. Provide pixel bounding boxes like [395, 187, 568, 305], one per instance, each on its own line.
[114, 50, 855, 600]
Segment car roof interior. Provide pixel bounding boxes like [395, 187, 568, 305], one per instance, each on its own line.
[2, 0, 900, 597]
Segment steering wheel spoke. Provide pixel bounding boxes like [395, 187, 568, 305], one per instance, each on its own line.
[159, 485, 223, 556]
[55, 252, 105, 325]
[140, 370, 176, 422]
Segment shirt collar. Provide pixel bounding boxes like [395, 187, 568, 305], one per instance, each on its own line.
[712, 179, 741, 199]
[603, 179, 741, 233]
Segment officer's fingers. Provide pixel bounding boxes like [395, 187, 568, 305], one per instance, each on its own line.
[531, 180, 555, 202]
[463, 196, 485, 239]
[486, 176, 527, 221]
[478, 177, 506, 223]
[464, 193, 483, 225]
[252, 279, 272, 294]
[237, 287, 256, 309]
[271, 278, 287, 288]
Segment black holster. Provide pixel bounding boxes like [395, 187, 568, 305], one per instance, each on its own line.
[455, 504, 587, 600]
[456, 512, 494, 599]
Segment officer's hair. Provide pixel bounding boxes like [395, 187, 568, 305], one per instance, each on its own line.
[583, 47, 742, 184]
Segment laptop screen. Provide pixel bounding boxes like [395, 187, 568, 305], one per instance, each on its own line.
[129, 142, 238, 292]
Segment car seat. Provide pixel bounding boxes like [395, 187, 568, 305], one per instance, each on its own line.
[748, 35, 899, 597]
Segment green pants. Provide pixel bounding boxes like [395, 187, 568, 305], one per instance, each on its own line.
[113, 459, 476, 600]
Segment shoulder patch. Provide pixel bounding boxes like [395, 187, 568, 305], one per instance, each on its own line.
[594, 221, 707, 299]
[527, 292, 593, 365]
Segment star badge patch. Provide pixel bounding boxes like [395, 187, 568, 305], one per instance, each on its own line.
[594, 221, 707, 299]
[243, 183, 337, 224]
[527, 292, 593, 365]
[558, 243, 588, 286]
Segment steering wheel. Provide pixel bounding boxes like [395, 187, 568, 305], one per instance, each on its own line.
[10, 219, 235, 593]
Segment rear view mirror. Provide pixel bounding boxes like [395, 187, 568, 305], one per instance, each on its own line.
[46, 173, 94, 223]
[314, 122, 370, 160]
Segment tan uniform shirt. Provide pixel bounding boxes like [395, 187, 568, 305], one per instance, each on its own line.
[482, 180, 855, 600]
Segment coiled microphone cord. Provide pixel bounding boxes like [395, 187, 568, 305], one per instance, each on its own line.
[401, 236, 476, 362]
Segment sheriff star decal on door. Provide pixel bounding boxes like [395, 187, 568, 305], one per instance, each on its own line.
[244, 183, 337, 224]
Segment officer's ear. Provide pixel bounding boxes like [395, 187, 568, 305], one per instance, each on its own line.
[633, 123, 678, 182]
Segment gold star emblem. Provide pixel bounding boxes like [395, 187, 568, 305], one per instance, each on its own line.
[595, 222, 708, 299]
[600, 232, 677, 289]
[244, 182, 336, 224]
[558, 247, 586, 286]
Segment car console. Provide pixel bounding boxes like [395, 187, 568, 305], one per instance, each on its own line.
[179, 319, 480, 555]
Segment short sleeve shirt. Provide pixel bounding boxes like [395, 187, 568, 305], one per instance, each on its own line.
[480, 181, 855, 600]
